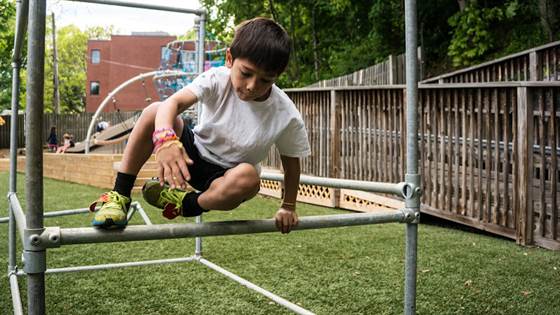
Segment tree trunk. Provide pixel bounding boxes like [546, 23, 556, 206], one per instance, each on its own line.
[538, 0, 555, 41]
[289, 10, 300, 81]
[312, 5, 319, 81]
[268, 0, 278, 21]
[457, 0, 467, 11]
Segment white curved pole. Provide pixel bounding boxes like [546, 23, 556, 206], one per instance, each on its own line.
[84, 70, 189, 153]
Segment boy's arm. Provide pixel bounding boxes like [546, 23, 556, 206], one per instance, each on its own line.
[153, 88, 199, 189]
[154, 88, 198, 130]
[275, 155, 301, 234]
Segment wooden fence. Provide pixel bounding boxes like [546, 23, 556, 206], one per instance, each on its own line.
[0, 111, 140, 149]
[306, 48, 423, 87]
[422, 40, 560, 84]
[263, 82, 560, 250]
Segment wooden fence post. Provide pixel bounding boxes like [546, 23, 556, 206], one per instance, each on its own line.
[330, 90, 341, 208]
[388, 55, 397, 85]
[529, 51, 539, 81]
[516, 86, 534, 245]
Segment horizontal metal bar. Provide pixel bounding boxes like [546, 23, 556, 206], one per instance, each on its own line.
[7, 193, 26, 241]
[67, 0, 205, 15]
[0, 208, 89, 224]
[199, 258, 314, 315]
[9, 272, 24, 315]
[16, 256, 197, 276]
[40, 211, 408, 247]
[261, 172, 408, 197]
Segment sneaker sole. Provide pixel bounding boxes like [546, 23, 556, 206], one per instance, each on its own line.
[92, 217, 128, 229]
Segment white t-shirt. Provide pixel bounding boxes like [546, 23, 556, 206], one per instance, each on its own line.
[185, 67, 311, 169]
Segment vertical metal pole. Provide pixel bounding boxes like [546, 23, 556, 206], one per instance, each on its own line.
[8, 64, 20, 273]
[404, 0, 419, 314]
[194, 11, 206, 257]
[25, 1, 47, 314]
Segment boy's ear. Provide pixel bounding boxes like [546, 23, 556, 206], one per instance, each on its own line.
[225, 48, 233, 68]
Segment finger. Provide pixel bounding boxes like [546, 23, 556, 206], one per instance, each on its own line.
[170, 165, 183, 190]
[282, 216, 290, 234]
[158, 165, 165, 186]
[275, 216, 281, 231]
[177, 158, 191, 183]
[182, 150, 194, 165]
[163, 165, 174, 189]
[172, 162, 187, 189]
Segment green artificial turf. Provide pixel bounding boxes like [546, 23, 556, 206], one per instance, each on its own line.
[1, 172, 559, 314]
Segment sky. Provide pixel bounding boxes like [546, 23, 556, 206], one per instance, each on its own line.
[46, 0, 202, 36]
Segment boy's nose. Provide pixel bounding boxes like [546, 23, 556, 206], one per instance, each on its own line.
[246, 78, 257, 91]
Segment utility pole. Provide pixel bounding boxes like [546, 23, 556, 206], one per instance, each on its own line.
[52, 12, 61, 114]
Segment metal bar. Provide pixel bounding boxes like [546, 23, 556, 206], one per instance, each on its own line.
[16, 256, 197, 276]
[25, 1, 47, 314]
[404, 0, 419, 314]
[67, 0, 205, 15]
[194, 14, 206, 256]
[9, 0, 27, 276]
[134, 203, 153, 225]
[9, 273, 24, 315]
[199, 258, 314, 315]
[195, 215, 202, 256]
[1, 208, 90, 223]
[12, 0, 29, 63]
[40, 211, 408, 247]
[261, 172, 407, 197]
[8, 193, 26, 242]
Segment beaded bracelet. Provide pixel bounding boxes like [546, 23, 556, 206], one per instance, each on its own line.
[152, 127, 178, 152]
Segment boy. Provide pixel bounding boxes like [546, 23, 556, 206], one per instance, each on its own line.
[89, 17, 310, 234]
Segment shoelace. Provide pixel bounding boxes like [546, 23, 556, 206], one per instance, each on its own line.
[103, 191, 129, 212]
[158, 190, 183, 210]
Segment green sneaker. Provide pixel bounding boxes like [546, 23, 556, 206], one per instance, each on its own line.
[89, 191, 131, 228]
[142, 179, 188, 220]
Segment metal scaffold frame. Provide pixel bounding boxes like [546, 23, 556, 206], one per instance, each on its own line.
[4, 0, 421, 314]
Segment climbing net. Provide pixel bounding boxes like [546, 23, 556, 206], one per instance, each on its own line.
[154, 40, 226, 100]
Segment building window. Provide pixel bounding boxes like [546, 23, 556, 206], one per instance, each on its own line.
[90, 81, 100, 95]
[91, 49, 100, 64]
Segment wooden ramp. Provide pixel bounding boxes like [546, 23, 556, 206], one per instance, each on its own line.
[66, 116, 137, 153]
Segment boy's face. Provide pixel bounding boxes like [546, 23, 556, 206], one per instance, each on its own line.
[226, 49, 278, 102]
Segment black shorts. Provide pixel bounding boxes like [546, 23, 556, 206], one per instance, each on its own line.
[180, 124, 229, 192]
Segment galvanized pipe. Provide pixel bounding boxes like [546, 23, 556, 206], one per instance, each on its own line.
[68, 0, 205, 15]
[200, 258, 314, 315]
[11, 0, 28, 64]
[404, 0, 420, 314]
[9, 273, 24, 315]
[25, 1, 47, 314]
[9, 0, 28, 275]
[7, 193, 26, 242]
[40, 211, 407, 247]
[195, 14, 206, 256]
[261, 172, 408, 197]
[16, 256, 197, 276]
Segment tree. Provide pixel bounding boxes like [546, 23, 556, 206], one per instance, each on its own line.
[43, 22, 114, 113]
[0, 0, 16, 112]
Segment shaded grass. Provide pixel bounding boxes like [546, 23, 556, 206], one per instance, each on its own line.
[1, 172, 559, 314]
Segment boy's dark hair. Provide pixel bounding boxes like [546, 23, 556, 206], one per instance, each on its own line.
[230, 17, 291, 75]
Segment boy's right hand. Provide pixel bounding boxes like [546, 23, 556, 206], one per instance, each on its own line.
[156, 143, 193, 189]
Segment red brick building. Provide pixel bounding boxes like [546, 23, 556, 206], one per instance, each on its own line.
[86, 33, 176, 113]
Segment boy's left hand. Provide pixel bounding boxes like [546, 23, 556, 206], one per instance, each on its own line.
[274, 208, 298, 234]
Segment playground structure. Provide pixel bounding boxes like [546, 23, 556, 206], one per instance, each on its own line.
[5, 1, 421, 315]
[80, 35, 226, 154]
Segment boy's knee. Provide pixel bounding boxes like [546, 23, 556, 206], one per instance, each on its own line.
[230, 163, 260, 195]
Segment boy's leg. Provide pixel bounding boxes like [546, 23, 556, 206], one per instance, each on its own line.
[92, 101, 183, 228]
[197, 163, 261, 210]
[142, 163, 260, 219]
